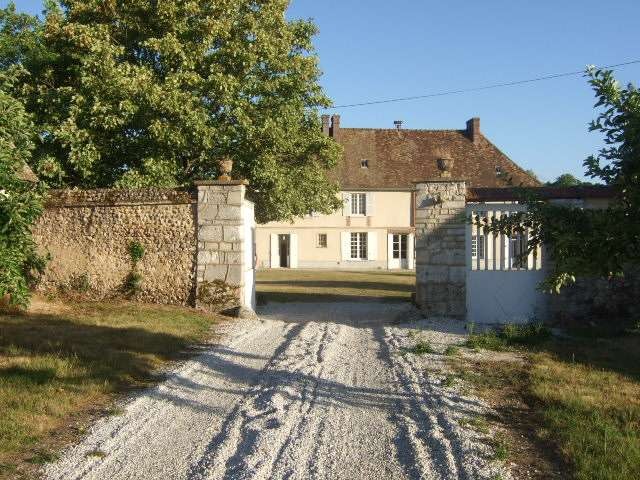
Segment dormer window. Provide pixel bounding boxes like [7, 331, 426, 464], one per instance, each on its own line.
[495, 165, 503, 176]
[360, 159, 369, 169]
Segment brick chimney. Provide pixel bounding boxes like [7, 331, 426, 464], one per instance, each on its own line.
[321, 114, 330, 136]
[330, 114, 340, 137]
[466, 117, 480, 144]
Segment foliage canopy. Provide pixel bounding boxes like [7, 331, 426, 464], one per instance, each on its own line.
[0, 76, 46, 306]
[477, 68, 640, 291]
[0, 0, 341, 222]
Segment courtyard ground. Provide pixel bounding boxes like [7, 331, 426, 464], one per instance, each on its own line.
[5, 270, 633, 479]
[38, 271, 510, 479]
[43, 299, 511, 480]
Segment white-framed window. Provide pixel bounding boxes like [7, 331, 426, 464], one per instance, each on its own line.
[350, 232, 368, 260]
[392, 234, 407, 259]
[317, 233, 327, 248]
[351, 193, 367, 216]
[471, 235, 485, 260]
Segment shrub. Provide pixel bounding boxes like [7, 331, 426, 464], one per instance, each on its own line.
[0, 87, 46, 307]
[69, 272, 91, 293]
[466, 322, 551, 351]
[197, 280, 238, 309]
[123, 272, 143, 296]
[128, 241, 145, 265]
[122, 241, 145, 296]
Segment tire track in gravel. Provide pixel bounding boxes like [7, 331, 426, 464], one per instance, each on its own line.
[45, 301, 511, 480]
[187, 321, 341, 480]
[381, 323, 509, 480]
[372, 325, 456, 480]
[44, 319, 289, 480]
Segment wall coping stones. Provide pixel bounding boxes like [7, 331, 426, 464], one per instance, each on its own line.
[194, 180, 249, 186]
[45, 188, 196, 208]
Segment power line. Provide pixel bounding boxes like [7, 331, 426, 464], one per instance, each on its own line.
[330, 59, 640, 109]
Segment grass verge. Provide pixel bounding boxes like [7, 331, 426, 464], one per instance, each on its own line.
[256, 269, 415, 303]
[454, 325, 640, 480]
[0, 297, 221, 479]
[465, 322, 551, 351]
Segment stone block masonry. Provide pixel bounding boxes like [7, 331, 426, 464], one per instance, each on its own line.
[33, 183, 256, 311]
[414, 180, 467, 318]
[195, 180, 255, 310]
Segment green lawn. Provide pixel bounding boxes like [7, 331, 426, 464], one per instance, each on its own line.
[0, 298, 221, 479]
[454, 326, 640, 480]
[256, 269, 415, 303]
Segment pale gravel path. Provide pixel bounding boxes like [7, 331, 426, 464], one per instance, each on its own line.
[44, 302, 510, 480]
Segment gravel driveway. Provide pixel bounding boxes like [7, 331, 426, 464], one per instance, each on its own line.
[45, 301, 510, 480]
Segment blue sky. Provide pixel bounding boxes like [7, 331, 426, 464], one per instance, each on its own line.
[6, 1, 640, 182]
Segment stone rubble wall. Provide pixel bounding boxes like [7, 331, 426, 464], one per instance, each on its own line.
[33, 185, 256, 311]
[414, 181, 467, 318]
[33, 188, 198, 305]
[548, 270, 640, 326]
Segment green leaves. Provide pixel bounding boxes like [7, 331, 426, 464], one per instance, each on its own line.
[0, 87, 46, 307]
[473, 69, 640, 293]
[0, 0, 341, 222]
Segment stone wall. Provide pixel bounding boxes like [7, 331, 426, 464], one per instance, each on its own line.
[548, 271, 640, 327]
[414, 180, 466, 318]
[33, 188, 197, 304]
[33, 184, 256, 311]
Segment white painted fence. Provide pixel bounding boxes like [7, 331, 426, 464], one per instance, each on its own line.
[243, 201, 257, 310]
[466, 203, 548, 324]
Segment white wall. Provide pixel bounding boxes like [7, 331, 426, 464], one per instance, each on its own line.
[256, 190, 413, 270]
[466, 270, 549, 324]
[242, 201, 256, 310]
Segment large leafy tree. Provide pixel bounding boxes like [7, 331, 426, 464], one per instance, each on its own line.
[545, 173, 594, 187]
[0, 74, 46, 307]
[0, 1, 341, 222]
[478, 67, 640, 292]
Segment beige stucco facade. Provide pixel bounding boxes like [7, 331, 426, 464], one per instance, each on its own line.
[256, 190, 415, 270]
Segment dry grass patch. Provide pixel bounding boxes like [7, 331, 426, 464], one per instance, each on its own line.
[529, 335, 640, 480]
[453, 328, 640, 480]
[0, 297, 221, 479]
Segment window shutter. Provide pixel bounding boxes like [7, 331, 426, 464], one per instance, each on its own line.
[270, 234, 279, 268]
[342, 193, 351, 216]
[290, 233, 299, 268]
[366, 193, 374, 217]
[387, 233, 394, 268]
[341, 232, 351, 260]
[367, 231, 377, 261]
[407, 233, 415, 268]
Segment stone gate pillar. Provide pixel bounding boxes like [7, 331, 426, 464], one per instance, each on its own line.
[195, 180, 256, 312]
[414, 180, 467, 319]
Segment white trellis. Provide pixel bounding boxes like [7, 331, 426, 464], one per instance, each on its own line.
[467, 204, 543, 272]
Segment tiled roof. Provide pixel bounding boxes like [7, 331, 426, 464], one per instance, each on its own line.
[329, 125, 539, 189]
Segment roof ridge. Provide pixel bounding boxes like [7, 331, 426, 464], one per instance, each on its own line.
[338, 127, 464, 133]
